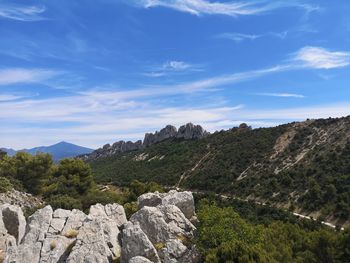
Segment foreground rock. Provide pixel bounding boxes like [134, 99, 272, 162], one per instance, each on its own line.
[0, 190, 200, 263]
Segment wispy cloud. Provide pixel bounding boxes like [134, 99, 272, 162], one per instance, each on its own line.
[216, 33, 260, 42]
[0, 4, 45, 21]
[293, 46, 350, 69]
[215, 31, 288, 43]
[132, 0, 319, 17]
[0, 68, 59, 86]
[0, 94, 24, 102]
[254, 92, 305, 98]
[144, 60, 203, 77]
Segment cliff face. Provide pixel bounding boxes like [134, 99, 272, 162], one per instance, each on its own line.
[0, 190, 200, 263]
[81, 123, 208, 162]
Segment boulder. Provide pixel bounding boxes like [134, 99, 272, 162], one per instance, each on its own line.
[121, 222, 160, 263]
[0, 204, 26, 244]
[89, 203, 127, 227]
[137, 192, 163, 209]
[130, 206, 171, 244]
[66, 216, 121, 263]
[162, 191, 196, 220]
[61, 209, 87, 236]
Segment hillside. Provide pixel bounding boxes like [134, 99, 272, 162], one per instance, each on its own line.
[89, 116, 350, 224]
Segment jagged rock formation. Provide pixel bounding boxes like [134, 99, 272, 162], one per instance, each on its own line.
[81, 123, 208, 162]
[143, 125, 178, 147]
[0, 190, 200, 263]
[176, 123, 208, 140]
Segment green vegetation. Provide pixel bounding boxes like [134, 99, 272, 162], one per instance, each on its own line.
[0, 177, 12, 193]
[0, 152, 164, 212]
[90, 117, 350, 221]
[0, 152, 53, 194]
[196, 200, 350, 263]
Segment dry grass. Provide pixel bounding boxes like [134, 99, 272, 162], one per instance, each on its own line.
[50, 240, 57, 250]
[64, 229, 79, 238]
[154, 242, 166, 250]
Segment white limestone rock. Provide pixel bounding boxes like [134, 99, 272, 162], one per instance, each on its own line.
[120, 222, 160, 263]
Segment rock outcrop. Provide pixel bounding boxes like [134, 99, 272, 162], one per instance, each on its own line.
[143, 125, 178, 147]
[81, 123, 208, 162]
[0, 189, 44, 211]
[176, 123, 208, 140]
[0, 190, 200, 263]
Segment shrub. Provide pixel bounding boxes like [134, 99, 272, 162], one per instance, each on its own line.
[124, 202, 138, 218]
[0, 177, 12, 193]
[47, 195, 82, 210]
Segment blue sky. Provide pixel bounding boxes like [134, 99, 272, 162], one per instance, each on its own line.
[1, 0, 350, 149]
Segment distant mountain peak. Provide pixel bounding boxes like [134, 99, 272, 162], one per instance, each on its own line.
[1, 142, 94, 161]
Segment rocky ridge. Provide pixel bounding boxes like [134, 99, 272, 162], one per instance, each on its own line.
[0, 190, 200, 263]
[82, 123, 208, 161]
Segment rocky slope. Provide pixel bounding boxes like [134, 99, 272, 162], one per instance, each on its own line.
[0, 189, 43, 211]
[0, 190, 200, 263]
[90, 116, 350, 222]
[81, 123, 208, 162]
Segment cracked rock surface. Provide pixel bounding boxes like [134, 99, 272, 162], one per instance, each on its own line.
[0, 190, 200, 263]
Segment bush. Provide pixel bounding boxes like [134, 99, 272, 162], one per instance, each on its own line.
[47, 195, 83, 210]
[124, 202, 138, 218]
[0, 177, 12, 193]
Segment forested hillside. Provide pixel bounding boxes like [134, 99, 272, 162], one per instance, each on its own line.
[90, 116, 350, 223]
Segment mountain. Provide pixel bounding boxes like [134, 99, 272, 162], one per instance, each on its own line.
[0, 148, 16, 156]
[2, 142, 94, 161]
[88, 117, 350, 224]
[81, 123, 208, 161]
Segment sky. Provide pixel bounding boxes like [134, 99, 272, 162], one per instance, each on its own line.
[1, 0, 350, 149]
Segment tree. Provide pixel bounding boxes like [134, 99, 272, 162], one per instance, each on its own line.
[0, 152, 53, 194]
[0, 150, 6, 160]
[44, 158, 95, 199]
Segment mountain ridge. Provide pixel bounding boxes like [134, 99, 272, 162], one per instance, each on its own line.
[1, 141, 94, 161]
[89, 116, 350, 225]
[81, 123, 208, 162]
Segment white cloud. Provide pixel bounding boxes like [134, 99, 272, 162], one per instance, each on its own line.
[0, 68, 59, 86]
[133, 0, 319, 16]
[294, 46, 350, 69]
[216, 33, 260, 42]
[0, 4, 45, 21]
[255, 92, 305, 98]
[216, 31, 288, 43]
[163, 61, 192, 70]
